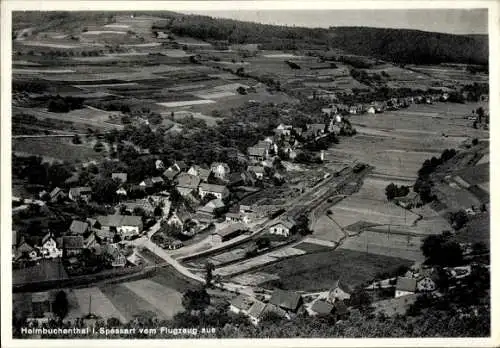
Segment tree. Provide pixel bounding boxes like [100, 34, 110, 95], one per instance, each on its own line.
[236, 86, 247, 95]
[449, 210, 468, 230]
[182, 288, 210, 312]
[53, 290, 69, 321]
[385, 183, 397, 200]
[205, 262, 215, 287]
[72, 134, 82, 144]
[256, 236, 271, 249]
[94, 141, 105, 153]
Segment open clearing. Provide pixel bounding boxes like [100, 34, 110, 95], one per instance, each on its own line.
[256, 249, 413, 291]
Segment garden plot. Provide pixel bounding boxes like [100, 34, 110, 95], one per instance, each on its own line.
[328, 196, 420, 228]
[73, 287, 127, 322]
[434, 183, 481, 211]
[14, 68, 75, 74]
[209, 248, 247, 265]
[214, 255, 277, 277]
[267, 247, 306, 258]
[18, 40, 83, 49]
[157, 99, 216, 108]
[230, 272, 281, 286]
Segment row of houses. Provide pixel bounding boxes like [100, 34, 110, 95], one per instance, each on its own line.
[229, 282, 352, 325]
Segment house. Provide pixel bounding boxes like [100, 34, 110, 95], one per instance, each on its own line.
[116, 187, 127, 196]
[292, 127, 303, 137]
[196, 199, 225, 221]
[247, 146, 268, 162]
[84, 232, 99, 249]
[167, 161, 187, 173]
[395, 192, 420, 209]
[268, 218, 296, 237]
[111, 173, 128, 183]
[228, 172, 246, 187]
[211, 223, 247, 244]
[155, 159, 165, 170]
[95, 229, 114, 244]
[121, 199, 155, 215]
[49, 187, 66, 203]
[68, 186, 92, 202]
[187, 165, 211, 182]
[269, 289, 304, 314]
[177, 173, 201, 190]
[225, 212, 250, 224]
[86, 218, 100, 230]
[367, 106, 376, 114]
[309, 299, 334, 316]
[275, 123, 293, 137]
[349, 106, 358, 114]
[69, 220, 90, 235]
[39, 232, 61, 258]
[139, 178, 154, 188]
[15, 237, 38, 261]
[97, 215, 143, 238]
[199, 183, 230, 200]
[229, 295, 267, 325]
[210, 162, 230, 180]
[247, 166, 265, 180]
[326, 280, 351, 304]
[103, 244, 127, 267]
[63, 236, 84, 257]
[395, 277, 417, 298]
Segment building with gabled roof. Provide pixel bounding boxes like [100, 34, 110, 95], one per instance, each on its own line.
[49, 187, 66, 203]
[268, 218, 296, 237]
[68, 186, 92, 202]
[187, 165, 211, 182]
[212, 223, 247, 244]
[69, 220, 90, 235]
[395, 277, 417, 298]
[199, 183, 230, 200]
[269, 289, 304, 314]
[111, 172, 128, 183]
[63, 236, 84, 257]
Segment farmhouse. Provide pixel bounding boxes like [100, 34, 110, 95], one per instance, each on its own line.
[68, 186, 92, 202]
[395, 277, 417, 298]
[84, 232, 99, 249]
[49, 187, 66, 203]
[63, 236, 84, 257]
[121, 199, 155, 215]
[395, 192, 420, 209]
[187, 165, 211, 182]
[211, 223, 247, 244]
[196, 199, 226, 221]
[210, 162, 231, 180]
[268, 219, 296, 237]
[163, 168, 180, 181]
[199, 183, 230, 200]
[111, 172, 128, 183]
[97, 215, 143, 238]
[155, 159, 165, 170]
[269, 289, 304, 315]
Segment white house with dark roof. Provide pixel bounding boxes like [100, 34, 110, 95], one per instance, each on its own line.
[68, 186, 92, 202]
[210, 162, 230, 180]
[187, 165, 211, 182]
[39, 232, 62, 258]
[268, 218, 296, 237]
[199, 183, 230, 200]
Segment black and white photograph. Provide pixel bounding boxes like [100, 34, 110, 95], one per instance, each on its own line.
[1, 1, 496, 346]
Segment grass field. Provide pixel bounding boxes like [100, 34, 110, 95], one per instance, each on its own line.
[13, 137, 106, 163]
[293, 242, 334, 254]
[453, 213, 490, 247]
[257, 249, 413, 291]
[311, 215, 344, 243]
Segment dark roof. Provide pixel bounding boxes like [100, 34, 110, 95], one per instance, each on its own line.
[269, 289, 302, 312]
[396, 277, 417, 292]
[269, 218, 296, 230]
[333, 300, 348, 315]
[120, 215, 143, 227]
[247, 300, 267, 319]
[50, 187, 64, 198]
[163, 169, 179, 180]
[176, 161, 187, 171]
[177, 173, 201, 189]
[311, 300, 334, 315]
[63, 235, 84, 249]
[247, 146, 266, 157]
[199, 183, 228, 194]
[215, 223, 246, 237]
[69, 220, 89, 235]
[230, 294, 253, 311]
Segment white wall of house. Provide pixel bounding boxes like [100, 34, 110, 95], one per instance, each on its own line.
[395, 290, 415, 298]
[117, 225, 141, 238]
[40, 239, 62, 258]
[269, 224, 290, 237]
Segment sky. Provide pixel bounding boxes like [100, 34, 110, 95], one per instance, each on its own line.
[180, 9, 488, 35]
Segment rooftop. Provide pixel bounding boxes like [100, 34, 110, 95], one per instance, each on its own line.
[199, 183, 228, 194]
[269, 289, 302, 311]
[396, 277, 417, 292]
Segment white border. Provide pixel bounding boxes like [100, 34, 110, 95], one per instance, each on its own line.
[1, 1, 498, 348]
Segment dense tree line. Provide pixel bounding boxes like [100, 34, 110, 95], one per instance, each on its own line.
[385, 183, 410, 201]
[47, 96, 85, 113]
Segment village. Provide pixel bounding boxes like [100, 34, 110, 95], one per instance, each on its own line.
[9, 11, 490, 338]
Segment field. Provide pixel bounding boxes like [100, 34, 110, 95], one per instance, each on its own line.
[13, 266, 198, 323]
[13, 137, 106, 163]
[13, 259, 68, 285]
[256, 249, 413, 291]
[453, 213, 490, 247]
[310, 215, 344, 243]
